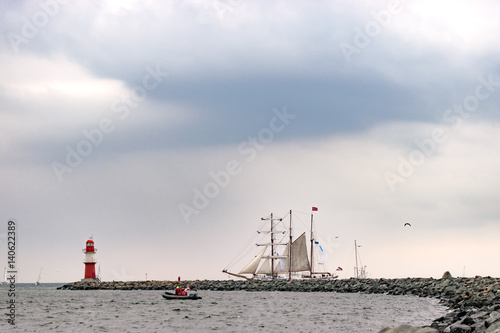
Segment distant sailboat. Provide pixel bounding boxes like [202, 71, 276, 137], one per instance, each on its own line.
[354, 240, 368, 279]
[223, 209, 337, 280]
[35, 268, 42, 286]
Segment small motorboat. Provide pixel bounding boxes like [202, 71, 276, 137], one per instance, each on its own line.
[162, 291, 202, 300]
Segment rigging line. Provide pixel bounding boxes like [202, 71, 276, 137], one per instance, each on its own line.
[226, 241, 261, 270]
[226, 238, 262, 270]
[256, 219, 270, 235]
[294, 211, 324, 241]
[292, 210, 313, 216]
[357, 248, 364, 268]
[273, 219, 288, 231]
[224, 226, 263, 269]
[354, 241, 363, 266]
[349, 244, 357, 276]
[274, 230, 289, 245]
[291, 212, 310, 233]
[224, 218, 271, 270]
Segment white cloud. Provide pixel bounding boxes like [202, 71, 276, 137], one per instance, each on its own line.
[0, 54, 123, 98]
[0, 54, 125, 137]
[404, 0, 500, 55]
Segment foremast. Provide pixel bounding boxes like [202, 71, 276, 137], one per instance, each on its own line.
[259, 213, 287, 279]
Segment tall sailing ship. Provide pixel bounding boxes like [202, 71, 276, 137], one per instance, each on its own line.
[223, 209, 337, 280]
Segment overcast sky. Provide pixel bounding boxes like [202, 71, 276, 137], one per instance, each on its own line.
[1, 0, 500, 283]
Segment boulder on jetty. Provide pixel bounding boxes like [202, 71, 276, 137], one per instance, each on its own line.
[58, 275, 500, 333]
[442, 271, 453, 280]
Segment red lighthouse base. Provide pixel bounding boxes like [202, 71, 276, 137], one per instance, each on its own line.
[84, 262, 96, 279]
[81, 262, 98, 282]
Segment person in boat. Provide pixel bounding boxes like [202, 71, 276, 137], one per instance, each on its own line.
[180, 287, 187, 296]
[175, 286, 181, 295]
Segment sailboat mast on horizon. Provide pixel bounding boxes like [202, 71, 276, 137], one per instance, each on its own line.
[35, 268, 42, 285]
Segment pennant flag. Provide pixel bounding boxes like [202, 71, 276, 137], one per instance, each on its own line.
[336, 267, 343, 271]
[312, 207, 318, 211]
[277, 253, 285, 269]
[319, 245, 326, 263]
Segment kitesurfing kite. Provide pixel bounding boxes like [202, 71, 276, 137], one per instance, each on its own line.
[404, 222, 411, 227]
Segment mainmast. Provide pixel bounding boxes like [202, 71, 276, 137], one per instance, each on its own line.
[271, 212, 274, 279]
[310, 212, 314, 276]
[355, 240, 359, 278]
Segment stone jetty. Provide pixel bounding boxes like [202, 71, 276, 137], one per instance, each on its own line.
[58, 274, 500, 332]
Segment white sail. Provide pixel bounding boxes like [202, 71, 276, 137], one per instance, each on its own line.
[36, 268, 42, 285]
[291, 233, 311, 272]
[314, 241, 326, 264]
[273, 233, 311, 273]
[256, 256, 272, 274]
[274, 243, 290, 273]
[239, 246, 267, 275]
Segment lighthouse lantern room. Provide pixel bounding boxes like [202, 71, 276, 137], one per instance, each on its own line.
[82, 237, 98, 282]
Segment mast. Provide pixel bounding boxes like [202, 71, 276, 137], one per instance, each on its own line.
[355, 240, 359, 278]
[258, 214, 284, 279]
[36, 268, 42, 285]
[270, 213, 274, 279]
[289, 209, 292, 280]
[310, 213, 314, 276]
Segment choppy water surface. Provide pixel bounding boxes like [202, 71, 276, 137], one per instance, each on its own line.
[3, 284, 448, 332]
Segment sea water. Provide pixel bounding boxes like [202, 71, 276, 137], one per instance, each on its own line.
[3, 284, 448, 332]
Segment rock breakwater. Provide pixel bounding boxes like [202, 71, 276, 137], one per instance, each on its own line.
[58, 276, 500, 332]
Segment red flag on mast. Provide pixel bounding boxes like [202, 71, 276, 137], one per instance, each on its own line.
[312, 207, 318, 211]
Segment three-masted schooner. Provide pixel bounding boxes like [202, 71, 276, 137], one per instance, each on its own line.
[223, 209, 336, 280]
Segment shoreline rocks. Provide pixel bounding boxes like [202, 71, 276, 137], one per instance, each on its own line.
[58, 276, 500, 332]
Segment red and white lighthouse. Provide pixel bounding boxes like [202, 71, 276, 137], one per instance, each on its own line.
[82, 237, 97, 281]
